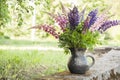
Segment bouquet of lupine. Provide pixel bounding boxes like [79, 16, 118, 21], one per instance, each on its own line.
[32, 5, 120, 53]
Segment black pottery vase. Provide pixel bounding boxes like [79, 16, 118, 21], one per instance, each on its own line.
[68, 48, 95, 74]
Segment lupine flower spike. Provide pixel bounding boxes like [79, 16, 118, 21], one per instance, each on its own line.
[31, 5, 120, 40]
[82, 16, 91, 33]
[31, 25, 59, 39]
[60, 2, 68, 16]
[88, 9, 98, 28]
[98, 20, 120, 32]
[54, 14, 68, 31]
[89, 9, 110, 32]
[68, 6, 80, 30]
[79, 7, 86, 23]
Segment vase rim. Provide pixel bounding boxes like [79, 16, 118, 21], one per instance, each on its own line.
[69, 47, 86, 49]
[69, 48, 87, 51]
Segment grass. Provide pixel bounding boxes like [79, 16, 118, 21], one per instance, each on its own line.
[0, 38, 58, 47]
[0, 49, 69, 80]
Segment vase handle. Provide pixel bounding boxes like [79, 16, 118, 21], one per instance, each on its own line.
[86, 55, 95, 68]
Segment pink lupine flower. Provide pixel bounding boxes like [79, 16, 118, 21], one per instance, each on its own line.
[54, 15, 68, 31]
[31, 24, 59, 39]
[45, 11, 68, 32]
[89, 12, 109, 32]
[82, 16, 91, 33]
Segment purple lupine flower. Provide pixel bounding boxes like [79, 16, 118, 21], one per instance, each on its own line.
[88, 9, 98, 28]
[55, 15, 68, 32]
[98, 20, 120, 32]
[68, 6, 80, 30]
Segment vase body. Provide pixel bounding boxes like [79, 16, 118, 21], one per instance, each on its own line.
[68, 48, 95, 74]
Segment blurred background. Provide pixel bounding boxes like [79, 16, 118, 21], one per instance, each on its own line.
[0, 0, 120, 44]
[0, 0, 120, 80]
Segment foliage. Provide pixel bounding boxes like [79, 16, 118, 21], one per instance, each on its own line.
[59, 25, 100, 51]
[0, 0, 31, 27]
[0, 0, 10, 27]
[0, 56, 27, 80]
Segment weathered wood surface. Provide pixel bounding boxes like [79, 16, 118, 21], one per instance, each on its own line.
[93, 46, 120, 55]
[39, 50, 120, 80]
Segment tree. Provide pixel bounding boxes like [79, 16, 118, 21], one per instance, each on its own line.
[0, 0, 10, 27]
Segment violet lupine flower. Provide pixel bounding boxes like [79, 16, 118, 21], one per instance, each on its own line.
[98, 20, 120, 32]
[55, 15, 68, 32]
[68, 6, 80, 30]
[88, 9, 98, 28]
